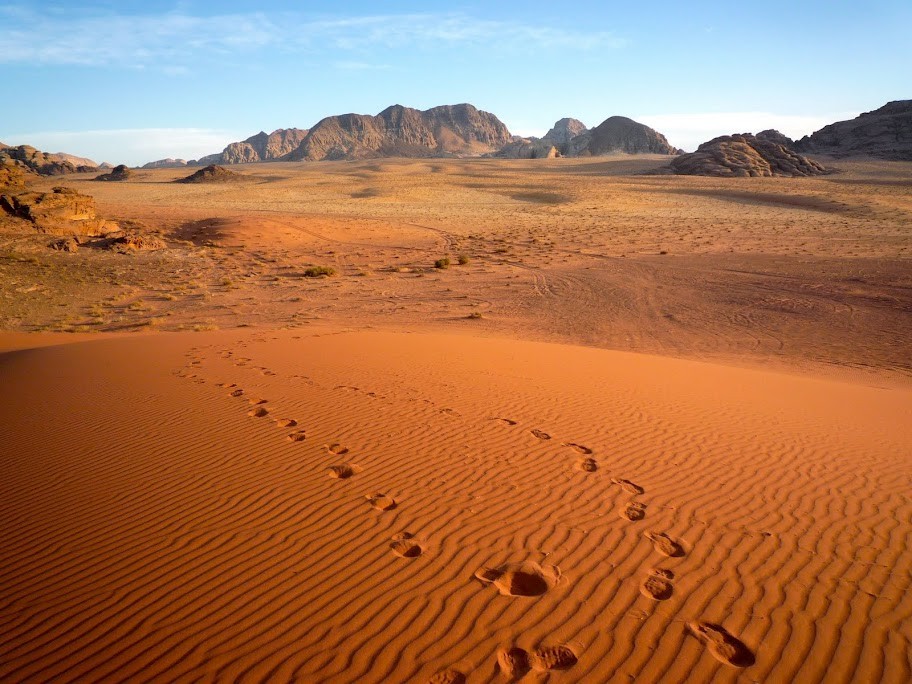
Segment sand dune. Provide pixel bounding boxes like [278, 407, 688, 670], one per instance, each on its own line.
[2, 329, 910, 682]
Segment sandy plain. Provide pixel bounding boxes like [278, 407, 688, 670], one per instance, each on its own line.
[1, 156, 911, 682]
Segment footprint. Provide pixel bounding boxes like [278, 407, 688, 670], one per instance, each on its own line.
[230, 388, 245, 397]
[529, 645, 578, 671]
[687, 622, 755, 667]
[612, 478, 644, 495]
[530, 429, 551, 440]
[247, 397, 268, 405]
[645, 532, 685, 558]
[287, 430, 307, 442]
[366, 493, 397, 511]
[474, 561, 560, 597]
[622, 501, 647, 521]
[426, 670, 465, 684]
[326, 443, 349, 455]
[497, 647, 530, 679]
[248, 406, 269, 418]
[275, 418, 298, 428]
[390, 532, 423, 558]
[640, 568, 674, 600]
[564, 442, 593, 455]
[578, 457, 598, 472]
[327, 463, 359, 479]
[493, 417, 517, 426]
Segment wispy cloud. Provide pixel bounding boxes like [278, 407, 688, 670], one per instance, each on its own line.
[0, 7, 625, 70]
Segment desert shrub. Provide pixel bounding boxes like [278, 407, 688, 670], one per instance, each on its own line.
[466, 312, 483, 319]
[303, 266, 337, 278]
[457, 254, 470, 265]
[434, 257, 450, 269]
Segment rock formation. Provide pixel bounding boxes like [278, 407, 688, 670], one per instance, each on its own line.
[286, 104, 512, 161]
[793, 100, 912, 160]
[218, 128, 309, 164]
[568, 116, 677, 156]
[666, 134, 828, 177]
[141, 158, 188, 169]
[493, 138, 559, 159]
[756, 129, 794, 147]
[0, 186, 110, 234]
[94, 164, 132, 181]
[541, 118, 588, 153]
[174, 165, 242, 183]
[0, 162, 28, 192]
[0, 143, 98, 175]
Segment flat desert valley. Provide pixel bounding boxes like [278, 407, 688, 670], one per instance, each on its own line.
[2, 156, 911, 682]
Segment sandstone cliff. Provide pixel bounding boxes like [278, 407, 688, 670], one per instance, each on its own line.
[568, 116, 677, 156]
[666, 134, 828, 177]
[0, 186, 110, 234]
[0, 143, 98, 175]
[219, 128, 309, 164]
[492, 139, 559, 159]
[286, 104, 512, 161]
[793, 100, 912, 160]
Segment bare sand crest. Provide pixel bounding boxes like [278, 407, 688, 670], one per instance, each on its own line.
[1, 328, 911, 682]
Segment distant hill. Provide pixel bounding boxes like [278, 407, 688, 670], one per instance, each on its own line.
[793, 100, 912, 160]
[0, 142, 99, 175]
[285, 103, 512, 161]
[141, 158, 188, 169]
[568, 116, 678, 156]
[665, 134, 828, 177]
[219, 128, 309, 164]
[541, 118, 588, 154]
[174, 165, 243, 183]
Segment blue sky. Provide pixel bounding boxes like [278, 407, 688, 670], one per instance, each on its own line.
[1, 1, 909, 165]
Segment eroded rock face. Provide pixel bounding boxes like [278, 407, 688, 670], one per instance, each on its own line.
[0, 187, 109, 235]
[219, 128, 309, 164]
[493, 139, 560, 159]
[286, 103, 512, 161]
[793, 100, 912, 160]
[0, 162, 28, 192]
[0, 143, 98, 175]
[569, 116, 677, 156]
[667, 134, 828, 177]
[94, 164, 132, 181]
[542, 118, 588, 153]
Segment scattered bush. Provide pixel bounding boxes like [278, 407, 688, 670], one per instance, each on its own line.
[466, 312, 483, 319]
[457, 254, 470, 265]
[434, 257, 450, 269]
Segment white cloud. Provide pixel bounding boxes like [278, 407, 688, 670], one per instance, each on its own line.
[0, 8, 626, 70]
[637, 111, 859, 152]
[0, 128, 245, 166]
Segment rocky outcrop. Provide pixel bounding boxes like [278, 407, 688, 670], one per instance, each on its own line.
[541, 118, 588, 153]
[0, 186, 110, 235]
[0, 162, 28, 192]
[756, 129, 794, 147]
[569, 116, 677, 156]
[793, 100, 912, 160]
[666, 134, 828, 177]
[286, 103, 512, 161]
[141, 158, 188, 169]
[174, 165, 242, 183]
[94, 164, 132, 181]
[219, 128, 309, 164]
[0, 143, 98, 175]
[492, 139, 559, 159]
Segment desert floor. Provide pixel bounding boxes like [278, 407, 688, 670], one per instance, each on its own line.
[1, 157, 911, 682]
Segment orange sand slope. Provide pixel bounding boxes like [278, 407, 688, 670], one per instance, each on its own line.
[1, 329, 910, 683]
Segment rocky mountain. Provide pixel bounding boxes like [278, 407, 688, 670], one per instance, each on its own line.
[286, 104, 512, 161]
[218, 128, 309, 164]
[793, 100, 912, 160]
[568, 116, 678, 156]
[1, 143, 98, 175]
[756, 129, 794, 147]
[541, 118, 588, 153]
[141, 158, 189, 169]
[666, 133, 827, 177]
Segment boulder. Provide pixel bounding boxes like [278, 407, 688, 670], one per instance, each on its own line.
[94, 164, 132, 181]
[174, 165, 242, 183]
[667, 134, 828, 177]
